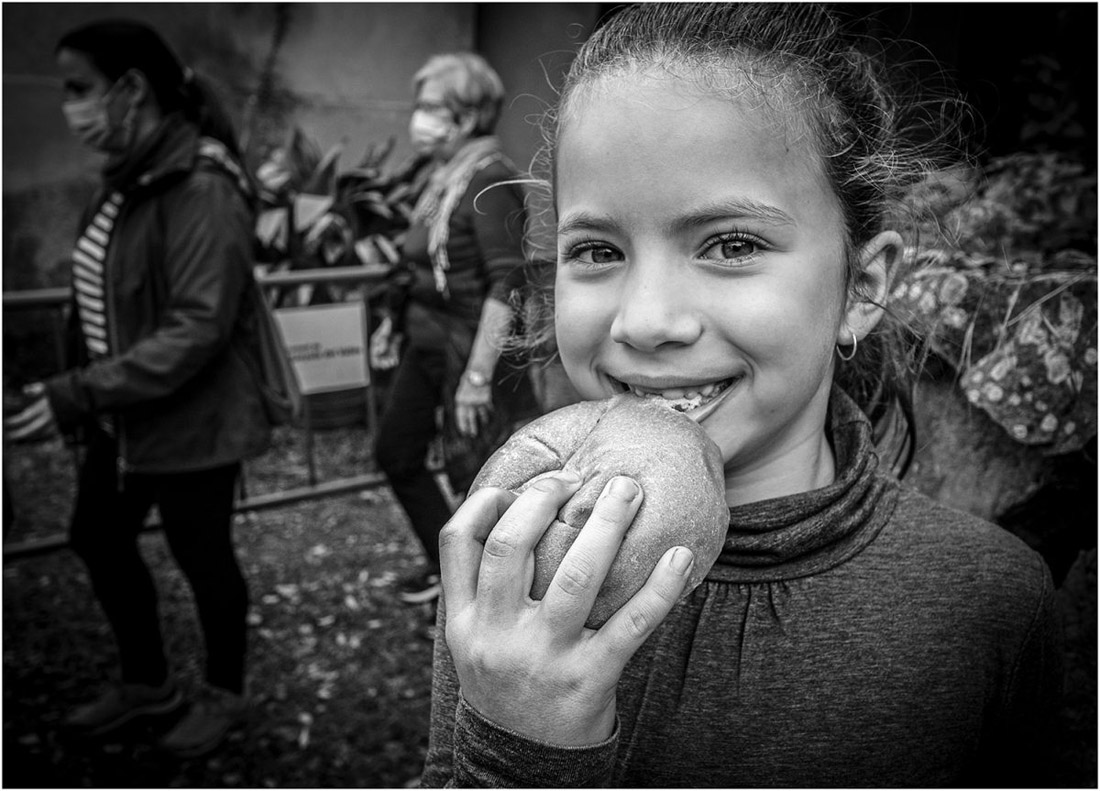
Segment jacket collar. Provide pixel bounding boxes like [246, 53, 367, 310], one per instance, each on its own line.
[103, 113, 200, 194]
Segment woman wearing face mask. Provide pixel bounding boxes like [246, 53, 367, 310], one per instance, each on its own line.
[3, 19, 270, 757]
[370, 53, 534, 606]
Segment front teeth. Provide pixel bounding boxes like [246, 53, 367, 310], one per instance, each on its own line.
[624, 378, 733, 412]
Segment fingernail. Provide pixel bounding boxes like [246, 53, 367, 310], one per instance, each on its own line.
[556, 469, 581, 484]
[670, 547, 694, 575]
[530, 476, 562, 493]
[608, 476, 639, 500]
[531, 470, 580, 493]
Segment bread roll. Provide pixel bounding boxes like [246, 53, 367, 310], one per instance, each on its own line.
[470, 393, 729, 628]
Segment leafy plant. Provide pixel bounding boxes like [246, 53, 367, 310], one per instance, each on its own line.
[251, 127, 431, 307]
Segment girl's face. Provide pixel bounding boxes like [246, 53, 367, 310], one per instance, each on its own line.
[554, 74, 861, 505]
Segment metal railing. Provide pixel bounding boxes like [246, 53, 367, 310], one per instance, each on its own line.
[2, 265, 400, 560]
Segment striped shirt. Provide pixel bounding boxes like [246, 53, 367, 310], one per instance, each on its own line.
[72, 191, 123, 360]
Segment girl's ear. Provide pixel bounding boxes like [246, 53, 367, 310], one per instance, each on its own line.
[839, 230, 903, 345]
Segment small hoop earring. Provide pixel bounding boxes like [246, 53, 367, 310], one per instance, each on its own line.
[836, 335, 858, 362]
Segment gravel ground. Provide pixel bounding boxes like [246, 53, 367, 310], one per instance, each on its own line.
[3, 426, 441, 788]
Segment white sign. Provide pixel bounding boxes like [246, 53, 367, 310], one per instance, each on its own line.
[273, 302, 370, 395]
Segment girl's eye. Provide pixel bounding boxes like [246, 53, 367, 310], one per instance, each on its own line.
[564, 243, 623, 267]
[701, 234, 762, 263]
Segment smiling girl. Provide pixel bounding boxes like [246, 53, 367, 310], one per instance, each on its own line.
[419, 5, 1062, 787]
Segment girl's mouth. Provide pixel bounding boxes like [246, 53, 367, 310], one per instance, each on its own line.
[610, 376, 739, 415]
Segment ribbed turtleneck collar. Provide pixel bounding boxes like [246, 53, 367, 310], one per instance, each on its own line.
[706, 388, 899, 584]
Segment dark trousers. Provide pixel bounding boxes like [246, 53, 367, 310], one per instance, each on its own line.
[375, 344, 452, 574]
[68, 429, 247, 694]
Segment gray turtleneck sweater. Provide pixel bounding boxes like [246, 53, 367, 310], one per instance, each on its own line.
[419, 392, 1063, 788]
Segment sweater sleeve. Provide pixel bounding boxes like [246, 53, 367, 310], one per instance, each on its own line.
[466, 164, 526, 305]
[420, 595, 620, 788]
[45, 171, 253, 431]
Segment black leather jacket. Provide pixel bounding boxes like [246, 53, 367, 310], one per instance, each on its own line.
[45, 118, 270, 473]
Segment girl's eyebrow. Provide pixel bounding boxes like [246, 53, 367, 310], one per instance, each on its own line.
[669, 198, 796, 233]
[557, 199, 795, 238]
[556, 211, 620, 237]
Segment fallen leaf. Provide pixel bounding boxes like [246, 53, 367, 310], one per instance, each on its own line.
[275, 583, 299, 599]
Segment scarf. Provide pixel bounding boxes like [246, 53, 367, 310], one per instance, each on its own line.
[410, 135, 511, 299]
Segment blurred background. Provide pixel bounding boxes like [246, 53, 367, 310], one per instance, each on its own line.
[4, 3, 1095, 296]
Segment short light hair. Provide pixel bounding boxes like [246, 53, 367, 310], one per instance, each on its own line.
[413, 52, 505, 136]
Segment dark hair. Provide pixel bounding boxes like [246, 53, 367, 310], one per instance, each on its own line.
[522, 2, 973, 476]
[56, 18, 240, 156]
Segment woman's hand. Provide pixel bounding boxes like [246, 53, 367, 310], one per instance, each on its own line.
[3, 383, 58, 443]
[369, 316, 401, 370]
[439, 472, 695, 747]
[454, 375, 493, 438]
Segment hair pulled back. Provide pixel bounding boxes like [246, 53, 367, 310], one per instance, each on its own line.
[526, 2, 971, 475]
[57, 19, 241, 156]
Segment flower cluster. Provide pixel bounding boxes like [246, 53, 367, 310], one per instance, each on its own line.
[895, 152, 1097, 454]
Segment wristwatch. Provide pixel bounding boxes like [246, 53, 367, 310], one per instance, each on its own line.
[464, 370, 491, 387]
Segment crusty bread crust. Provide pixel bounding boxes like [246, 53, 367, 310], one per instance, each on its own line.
[471, 394, 730, 628]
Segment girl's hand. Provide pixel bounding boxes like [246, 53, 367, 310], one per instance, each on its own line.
[369, 316, 401, 370]
[454, 375, 492, 438]
[439, 472, 695, 746]
[3, 383, 58, 443]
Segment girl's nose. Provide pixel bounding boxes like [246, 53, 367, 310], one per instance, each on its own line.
[609, 262, 702, 352]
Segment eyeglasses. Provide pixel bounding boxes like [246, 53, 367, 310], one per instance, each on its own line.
[413, 100, 454, 118]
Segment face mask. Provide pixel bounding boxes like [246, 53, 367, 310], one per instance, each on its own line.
[61, 94, 109, 148]
[409, 109, 457, 154]
[60, 77, 134, 152]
